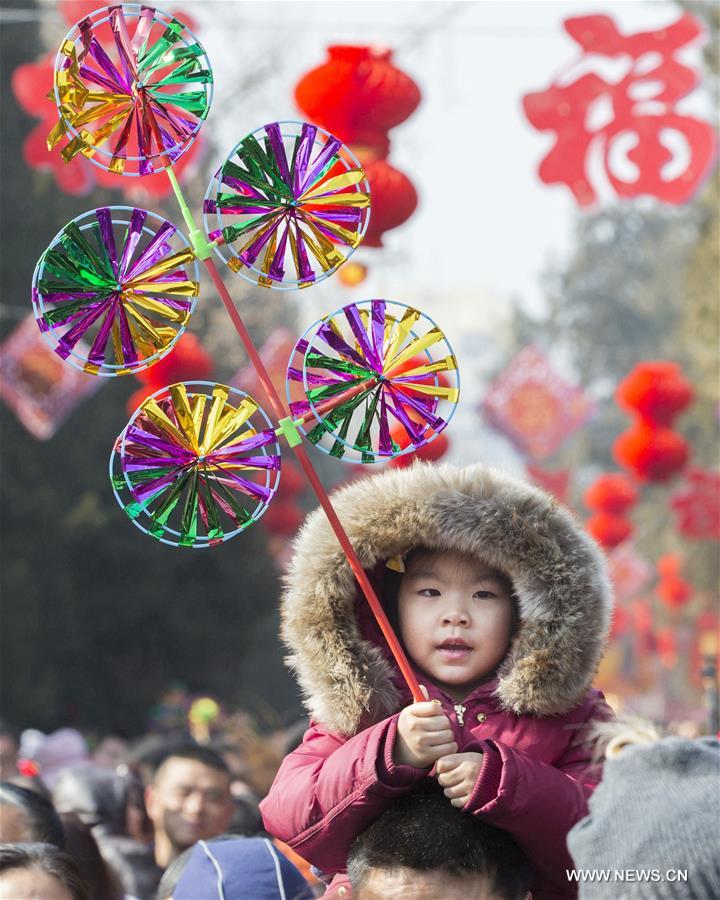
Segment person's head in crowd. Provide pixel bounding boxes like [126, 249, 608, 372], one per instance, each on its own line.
[59, 813, 124, 899]
[568, 720, 720, 898]
[0, 782, 65, 847]
[347, 784, 533, 899]
[156, 835, 314, 900]
[145, 744, 234, 868]
[125, 734, 193, 787]
[0, 720, 20, 780]
[0, 843, 90, 900]
[92, 734, 128, 770]
[32, 729, 90, 790]
[53, 764, 150, 840]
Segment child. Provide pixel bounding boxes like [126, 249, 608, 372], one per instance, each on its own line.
[260, 463, 614, 898]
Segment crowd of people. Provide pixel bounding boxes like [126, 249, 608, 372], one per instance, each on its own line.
[2, 463, 718, 899]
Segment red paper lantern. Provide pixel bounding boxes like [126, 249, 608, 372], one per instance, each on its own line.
[126, 384, 155, 416]
[136, 333, 213, 389]
[615, 362, 694, 426]
[295, 46, 421, 155]
[586, 512, 633, 549]
[262, 501, 304, 536]
[359, 158, 418, 248]
[584, 473, 638, 514]
[613, 421, 689, 482]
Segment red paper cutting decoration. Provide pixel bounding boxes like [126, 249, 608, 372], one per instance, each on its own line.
[481, 346, 593, 459]
[523, 13, 718, 206]
[295, 45, 421, 157]
[670, 468, 720, 540]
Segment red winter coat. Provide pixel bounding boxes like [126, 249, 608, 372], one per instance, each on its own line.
[261, 677, 612, 898]
[261, 464, 615, 898]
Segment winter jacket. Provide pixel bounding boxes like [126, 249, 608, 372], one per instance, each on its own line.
[260, 463, 614, 898]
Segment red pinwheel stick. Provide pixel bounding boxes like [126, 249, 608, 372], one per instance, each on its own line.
[202, 256, 423, 703]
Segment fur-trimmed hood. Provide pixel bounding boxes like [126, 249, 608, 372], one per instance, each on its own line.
[281, 462, 612, 735]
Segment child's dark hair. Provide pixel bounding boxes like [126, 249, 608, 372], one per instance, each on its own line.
[381, 547, 519, 637]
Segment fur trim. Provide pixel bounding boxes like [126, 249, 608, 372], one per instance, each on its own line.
[281, 462, 612, 735]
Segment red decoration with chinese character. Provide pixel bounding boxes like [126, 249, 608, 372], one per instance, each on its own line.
[523, 13, 717, 206]
[482, 346, 593, 459]
[670, 468, 720, 540]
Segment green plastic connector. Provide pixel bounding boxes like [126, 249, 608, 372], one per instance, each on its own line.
[275, 417, 304, 448]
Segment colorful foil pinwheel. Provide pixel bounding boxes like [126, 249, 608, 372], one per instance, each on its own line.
[111, 382, 281, 547]
[38, 3, 455, 702]
[204, 121, 370, 289]
[287, 300, 459, 462]
[49, 4, 212, 175]
[32, 207, 199, 375]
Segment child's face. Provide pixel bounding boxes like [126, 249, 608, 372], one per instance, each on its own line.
[398, 550, 514, 701]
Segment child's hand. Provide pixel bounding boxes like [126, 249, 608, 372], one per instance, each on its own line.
[393, 687, 457, 768]
[436, 752, 484, 808]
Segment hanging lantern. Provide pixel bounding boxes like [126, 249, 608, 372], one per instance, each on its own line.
[586, 512, 633, 550]
[584, 473, 638, 514]
[359, 158, 418, 247]
[616, 362, 694, 425]
[613, 421, 689, 483]
[294, 45, 421, 156]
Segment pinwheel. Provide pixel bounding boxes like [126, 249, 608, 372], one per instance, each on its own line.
[111, 382, 280, 547]
[31, 207, 199, 375]
[49, 4, 212, 175]
[38, 3, 455, 702]
[286, 300, 459, 462]
[204, 121, 370, 289]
